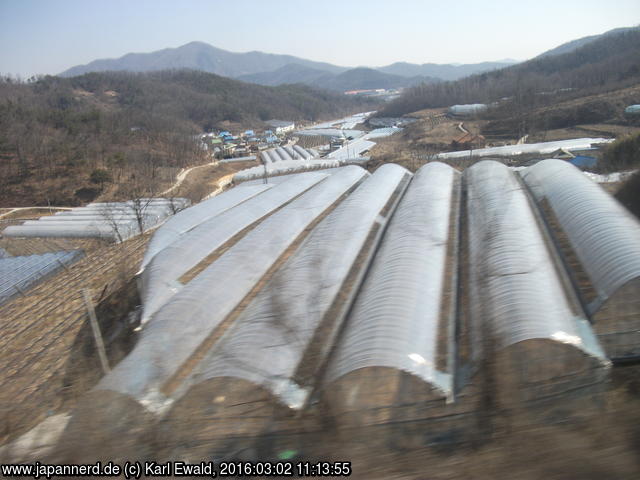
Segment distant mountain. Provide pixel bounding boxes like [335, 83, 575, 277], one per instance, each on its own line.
[322, 67, 437, 91]
[60, 41, 519, 88]
[59, 41, 349, 78]
[376, 61, 517, 81]
[380, 26, 640, 116]
[237, 63, 334, 87]
[238, 64, 438, 91]
[536, 26, 639, 58]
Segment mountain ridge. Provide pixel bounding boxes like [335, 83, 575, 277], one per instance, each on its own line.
[59, 41, 517, 86]
[236, 64, 439, 91]
[59, 26, 638, 90]
[60, 41, 350, 78]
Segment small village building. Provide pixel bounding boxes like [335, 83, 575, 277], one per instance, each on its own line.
[266, 120, 295, 135]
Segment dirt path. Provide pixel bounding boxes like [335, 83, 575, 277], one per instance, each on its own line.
[160, 160, 218, 196]
[0, 207, 73, 220]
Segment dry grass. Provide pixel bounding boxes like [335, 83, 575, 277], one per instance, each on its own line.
[0, 234, 150, 444]
[173, 160, 256, 203]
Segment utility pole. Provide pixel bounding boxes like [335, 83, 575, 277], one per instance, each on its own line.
[82, 289, 111, 375]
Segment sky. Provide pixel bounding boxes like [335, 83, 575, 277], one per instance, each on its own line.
[1, 0, 639, 77]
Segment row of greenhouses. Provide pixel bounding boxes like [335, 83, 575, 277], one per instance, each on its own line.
[259, 145, 319, 164]
[62, 160, 640, 456]
[2, 198, 190, 242]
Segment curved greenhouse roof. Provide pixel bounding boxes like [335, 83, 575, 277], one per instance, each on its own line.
[521, 159, 640, 359]
[3, 198, 189, 243]
[324, 162, 459, 398]
[184, 164, 411, 409]
[63, 160, 637, 452]
[465, 161, 604, 356]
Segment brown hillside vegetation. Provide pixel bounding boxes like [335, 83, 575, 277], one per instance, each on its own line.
[368, 84, 640, 175]
[0, 234, 150, 444]
[0, 71, 374, 207]
[380, 27, 640, 117]
[616, 171, 640, 219]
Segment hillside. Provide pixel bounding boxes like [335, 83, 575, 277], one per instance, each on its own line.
[380, 27, 640, 117]
[0, 70, 374, 207]
[324, 67, 435, 91]
[377, 60, 515, 81]
[237, 64, 335, 87]
[59, 41, 349, 78]
[60, 41, 517, 86]
[239, 64, 438, 91]
[536, 25, 639, 58]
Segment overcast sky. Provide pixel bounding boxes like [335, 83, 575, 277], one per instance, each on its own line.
[1, 0, 639, 77]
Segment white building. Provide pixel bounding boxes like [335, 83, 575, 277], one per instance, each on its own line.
[266, 119, 295, 135]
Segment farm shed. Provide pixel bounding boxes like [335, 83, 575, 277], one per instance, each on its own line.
[522, 159, 640, 360]
[265, 119, 295, 135]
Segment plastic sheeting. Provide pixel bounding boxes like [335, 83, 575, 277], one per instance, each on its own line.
[293, 145, 313, 160]
[326, 139, 376, 160]
[521, 159, 640, 312]
[260, 151, 272, 164]
[304, 112, 373, 130]
[3, 223, 133, 241]
[436, 138, 613, 160]
[233, 158, 370, 183]
[274, 147, 288, 161]
[139, 172, 329, 324]
[465, 161, 605, 358]
[296, 129, 364, 139]
[324, 162, 458, 397]
[448, 104, 488, 116]
[0, 250, 84, 304]
[186, 164, 411, 408]
[624, 105, 640, 115]
[3, 198, 189, 243]
[141, 185, 271, 270]
[95, 166, 368, 404]
[364, 127, 403, 139]
[258, 146, 316, 163]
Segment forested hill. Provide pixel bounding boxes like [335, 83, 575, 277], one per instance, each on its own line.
[51, 70, 373, 128]
[380, 27, 640, 117]
[0, 70, 374, 206]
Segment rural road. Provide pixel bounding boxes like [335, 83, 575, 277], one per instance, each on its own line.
[160, 160, 218, 196]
